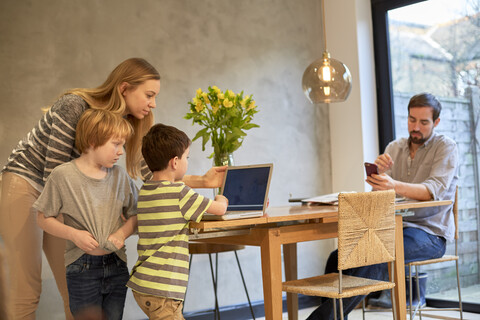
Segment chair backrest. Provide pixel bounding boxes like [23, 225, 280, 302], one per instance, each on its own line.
[337, 190, 396, 270]
[453, 186, 459, 241]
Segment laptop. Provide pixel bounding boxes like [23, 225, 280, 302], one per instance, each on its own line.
[202, 163, 273, 220]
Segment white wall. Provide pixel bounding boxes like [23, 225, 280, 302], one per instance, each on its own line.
[0, 0, 339, 318]
[326, 0, 379, 193]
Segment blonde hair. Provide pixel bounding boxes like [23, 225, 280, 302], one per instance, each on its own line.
[55, 58, 160, 178]
[75, 109, 134, 154]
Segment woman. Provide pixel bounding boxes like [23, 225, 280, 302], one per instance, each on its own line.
[0, 57, 224, 320]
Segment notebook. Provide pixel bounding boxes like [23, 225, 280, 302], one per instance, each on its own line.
[202, 163, 273, 220]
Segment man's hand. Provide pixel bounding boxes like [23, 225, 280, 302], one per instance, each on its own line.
[374, 153, 394, 174]
[366, 173, 397, 191]
[71, 230, 99, 252]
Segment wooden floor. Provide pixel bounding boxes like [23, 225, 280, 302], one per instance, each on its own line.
[254, 306, 480, 320]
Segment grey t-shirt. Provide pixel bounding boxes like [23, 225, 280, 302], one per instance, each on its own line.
[385, 132, 458, 241]
[33, 161, 138, 266]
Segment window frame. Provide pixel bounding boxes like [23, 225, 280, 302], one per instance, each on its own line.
[371, 0, 424, 151]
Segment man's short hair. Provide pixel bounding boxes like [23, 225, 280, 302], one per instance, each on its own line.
[408, 92, 442, 121]
[142, 123, 191, 172]
[75, 109, 134, 153]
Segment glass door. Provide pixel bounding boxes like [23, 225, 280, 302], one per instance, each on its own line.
[373, 0, 480, 309]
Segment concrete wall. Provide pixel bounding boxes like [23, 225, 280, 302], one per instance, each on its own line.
[0, 0, 336, 318]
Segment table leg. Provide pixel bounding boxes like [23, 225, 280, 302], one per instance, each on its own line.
[284, 243, 298, 320]
[393, 215, 407, 320]
[260, 228, 283, 320]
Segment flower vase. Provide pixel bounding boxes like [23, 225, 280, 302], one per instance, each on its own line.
[213, 152, 235, 167]
[213, 152, 234, 196]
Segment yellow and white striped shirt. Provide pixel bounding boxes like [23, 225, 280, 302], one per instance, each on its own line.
[127, 180, 212, 300]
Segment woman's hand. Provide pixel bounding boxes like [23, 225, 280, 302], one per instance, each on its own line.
[202, 166, 227, 188]
[182, 166, 227, 188]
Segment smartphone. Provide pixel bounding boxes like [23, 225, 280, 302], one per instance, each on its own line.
[364, 162, 379, 177]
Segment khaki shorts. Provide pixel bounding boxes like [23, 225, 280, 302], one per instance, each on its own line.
[133, 291, 185, 320]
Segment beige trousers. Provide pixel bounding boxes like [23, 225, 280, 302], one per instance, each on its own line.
[133, 291, 185, 320]
[0, 172, 73, 320]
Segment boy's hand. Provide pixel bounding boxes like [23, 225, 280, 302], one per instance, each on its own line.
[214, 194, 228, 205]
[108, 231, 126, 250]
[71, 230, 99, 252]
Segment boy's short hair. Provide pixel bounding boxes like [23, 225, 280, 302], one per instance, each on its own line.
[75, 109, 134, 153]
[142, 123, 191, 172]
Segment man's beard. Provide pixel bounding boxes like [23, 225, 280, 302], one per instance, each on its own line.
[409, 131, 429, 144]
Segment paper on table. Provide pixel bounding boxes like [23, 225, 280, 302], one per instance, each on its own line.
[302, 193, 340, 205]
[302, 192, 356, 205]
[302, 192, 406, 205]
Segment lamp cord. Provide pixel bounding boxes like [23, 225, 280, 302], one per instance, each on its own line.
[321, 0, 327, 52]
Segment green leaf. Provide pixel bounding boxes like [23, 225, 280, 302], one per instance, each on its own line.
[243, 123, 260, 130]
[201, 134, 210, 151]
[192, 128, 209, 142]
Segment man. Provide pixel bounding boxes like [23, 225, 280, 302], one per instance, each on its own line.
[307, 92, 458, 319]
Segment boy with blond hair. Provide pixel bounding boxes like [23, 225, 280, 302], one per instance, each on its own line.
[34, 109, 138, 320]
[127, 123, 228, 319]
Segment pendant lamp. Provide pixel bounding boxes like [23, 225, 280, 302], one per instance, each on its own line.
[302, 0, 352, 104]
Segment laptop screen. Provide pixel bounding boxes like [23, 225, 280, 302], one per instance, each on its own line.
[221, 165, 272, 212]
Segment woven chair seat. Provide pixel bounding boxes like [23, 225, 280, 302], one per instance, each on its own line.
[282, 273, 395, 299]
[407, 255, 458, 266]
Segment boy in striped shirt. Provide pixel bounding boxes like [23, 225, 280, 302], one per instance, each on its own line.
[127, 123, 228, 319]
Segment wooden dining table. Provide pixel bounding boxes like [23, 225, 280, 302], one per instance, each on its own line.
[189, 199, 452, 320]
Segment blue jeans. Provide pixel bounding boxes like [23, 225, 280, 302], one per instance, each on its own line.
[66, 253, 129, 320]
[306, 227, 446, 320]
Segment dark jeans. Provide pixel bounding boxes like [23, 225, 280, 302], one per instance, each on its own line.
[306, 227, 446, 320]
[66, 253, 129, 320]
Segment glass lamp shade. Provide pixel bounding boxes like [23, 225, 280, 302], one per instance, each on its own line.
[302, 51, 352, 104]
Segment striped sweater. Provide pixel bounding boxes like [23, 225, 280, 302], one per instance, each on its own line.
[2, 94, 88, 191]
[127, 180, 212, 301]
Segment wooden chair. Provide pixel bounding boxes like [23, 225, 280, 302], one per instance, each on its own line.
[282, 190, 397, 320]
[406, 186, 463, 320]
[188, 242, 255, 319]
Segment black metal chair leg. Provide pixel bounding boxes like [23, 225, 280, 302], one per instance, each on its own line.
[208, 253, 221, 320]
[234, 250, 255, 319]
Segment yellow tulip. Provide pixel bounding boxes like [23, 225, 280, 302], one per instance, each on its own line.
[224, 99, 233, 108]
[227, 90, 235, 97]
[196, 88, 202, 95]
[247, 101, 256, 110]
[218, 93, 225, 100]
[195, 103, 204, 112]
